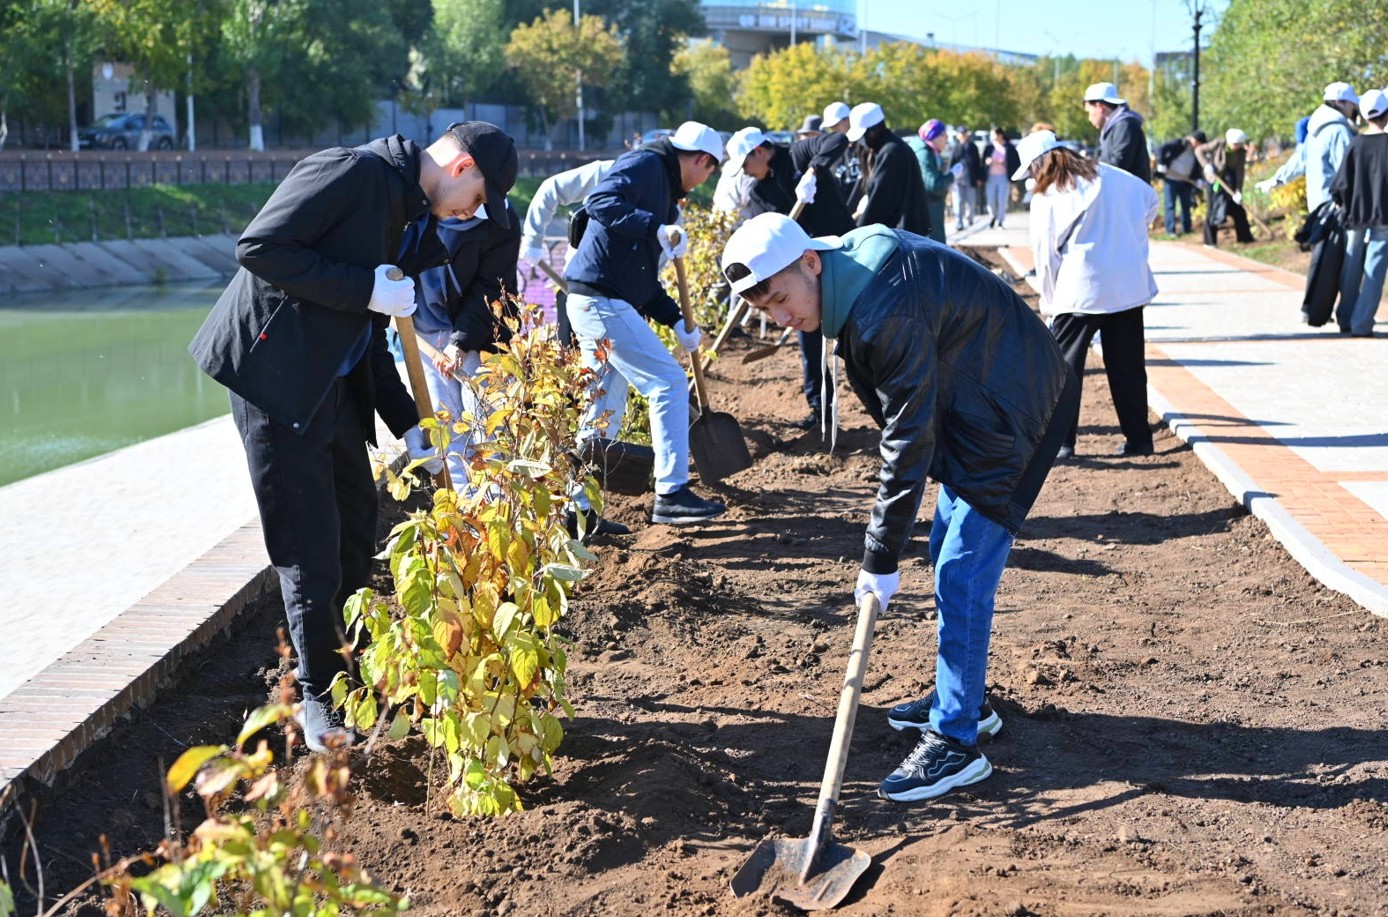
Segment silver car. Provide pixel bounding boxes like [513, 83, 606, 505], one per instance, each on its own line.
[78, 113, 176, 150]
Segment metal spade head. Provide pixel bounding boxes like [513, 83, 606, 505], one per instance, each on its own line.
[730, 835, 871, 911]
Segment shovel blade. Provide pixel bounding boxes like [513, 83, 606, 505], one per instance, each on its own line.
[689, 410, 752, 484]
[730, 836, 870, 911]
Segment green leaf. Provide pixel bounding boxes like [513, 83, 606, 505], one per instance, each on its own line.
[506, 458, 552, 478]
[543, 562, 586, 583]
[493, 601, 519, 640]
[237, 703, 294, 748]
[398, 554, 434, 618]
[388, 706, 411, 740]
[165, 745, 225, 794]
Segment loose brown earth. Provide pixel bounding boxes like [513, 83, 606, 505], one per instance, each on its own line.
[7, 254, 1387, 916]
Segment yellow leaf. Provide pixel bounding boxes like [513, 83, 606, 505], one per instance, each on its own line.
[165, 745, 226, 794]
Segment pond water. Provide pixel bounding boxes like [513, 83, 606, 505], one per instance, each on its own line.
[0, 281, 231, 486]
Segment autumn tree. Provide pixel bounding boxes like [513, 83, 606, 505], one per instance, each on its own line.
[505, 9, 625, 149]
[737, 42, 860, 131]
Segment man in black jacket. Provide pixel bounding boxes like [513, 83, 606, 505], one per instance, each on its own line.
[948, 126, 983, 230]
[845, 102, 932, 236]
[1084, 82, 1152, 182]
[726, 125, 854, 429]
[721, 213, 1078, 802]
[189, 122, 518, 751]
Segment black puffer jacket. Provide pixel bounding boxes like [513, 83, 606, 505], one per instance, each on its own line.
[837, 232, 1078, 573]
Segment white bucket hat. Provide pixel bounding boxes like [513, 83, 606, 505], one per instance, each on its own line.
[721, 213, 841, 295]
[1012, 130, 1062, 180]
[669, 121, 725, 162]
[846, 102, 885, 143]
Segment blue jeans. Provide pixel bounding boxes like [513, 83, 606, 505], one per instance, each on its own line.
[1164, 179, 1193, 235]
[567, 292, 690, 494]
[986, 174, 1010, 226]
[927, 485, 1015, 746]
[1338, 226, 1388, 335]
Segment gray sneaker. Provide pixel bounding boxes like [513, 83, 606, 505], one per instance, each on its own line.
[296, 693, 358, 753]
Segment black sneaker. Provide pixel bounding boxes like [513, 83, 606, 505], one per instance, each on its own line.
[790, 410, 819, 430]
[886, 691, 1002, 738]
[297, 693, 358, 754]
[1115, 441, 1154, 457]
[879, 729, 992, 802]
[565, 508, 631, 541]
[651, 485, 725, 525]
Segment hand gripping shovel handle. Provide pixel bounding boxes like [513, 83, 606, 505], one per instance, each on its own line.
[803, 591, 880, 881]
[387, 267, 451, 490]
[674, 255, 711, 412]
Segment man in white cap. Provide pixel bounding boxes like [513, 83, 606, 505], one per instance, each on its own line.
[564, 121, 728, 525]
[719, 211, 1077, 803]
[845, 102, 932, 235]
[1083, 82, 1151, 182]
[1306, 81, 1360, 214]
[821, 101, 859, 197]
[1330, 87, 1388, 336]
[1195, 128, 1255, 246]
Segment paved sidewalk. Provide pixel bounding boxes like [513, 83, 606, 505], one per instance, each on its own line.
[976, 211, 1388, 617]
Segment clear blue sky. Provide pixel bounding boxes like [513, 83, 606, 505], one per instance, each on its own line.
[858, 0, 1230, 67]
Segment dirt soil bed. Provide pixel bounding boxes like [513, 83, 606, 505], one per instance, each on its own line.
[7, 254, 1387, 916]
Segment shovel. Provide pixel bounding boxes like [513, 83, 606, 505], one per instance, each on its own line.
[730, 593, 879, 910]
[534, 257, 568, 293]
[675, 255, 752, 484]
[742, 326, 795, 364]
[388, 267, 451, 490]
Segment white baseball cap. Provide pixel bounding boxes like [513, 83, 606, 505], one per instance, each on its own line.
[1083, 82, 1125, 105]
[822, 101, 851, 129]
[725, 127, 769, 173]
[721, 212, 841, 295]
[1225, 127, 1247, 145]
[1012, 130, 1062, 180]
[1360, 88, 1388, 120]
[1323, 81, 1359, 104]
[669, 121, 725, 162]
[846, 102, 885, 142]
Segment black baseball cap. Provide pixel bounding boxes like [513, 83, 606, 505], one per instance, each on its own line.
[446, 121, 518, 228]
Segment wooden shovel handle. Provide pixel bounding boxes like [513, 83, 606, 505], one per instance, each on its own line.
[804, 592, 880, 872]
[674, 255, 710, 412]
[535, 257, 568, 293]
[387, 267, 450, 489]
[789, 199, 807, 222]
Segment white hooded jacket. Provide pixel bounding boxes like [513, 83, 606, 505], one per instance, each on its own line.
[1030, 162, 1159, 316]
[1305, 103, 1356, 212]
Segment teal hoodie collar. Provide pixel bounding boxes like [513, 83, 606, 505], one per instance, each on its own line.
[819, 225, 900, 339]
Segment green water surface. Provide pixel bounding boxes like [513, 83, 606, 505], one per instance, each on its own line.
[0, 282, 231, 486]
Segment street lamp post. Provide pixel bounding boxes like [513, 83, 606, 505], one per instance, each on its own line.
[574, 0, 585, 151]
[1189, 0, 1205, 132]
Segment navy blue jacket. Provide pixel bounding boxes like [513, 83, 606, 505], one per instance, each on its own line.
[564, 140, 683, 327]
[414, 201, 521, 352]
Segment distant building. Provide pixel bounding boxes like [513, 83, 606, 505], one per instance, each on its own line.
[701, 0, 858, 69]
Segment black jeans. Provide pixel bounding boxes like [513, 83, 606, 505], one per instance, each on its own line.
[798, 328, 835, 412]
[1049, 307, 1152, 451]
[231, 378, 377, 697]
[1204, 191, 1254, 245]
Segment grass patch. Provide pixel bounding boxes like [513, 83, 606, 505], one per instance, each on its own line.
[1233, 238, 1309, 276]
[0, 176, 548, 247]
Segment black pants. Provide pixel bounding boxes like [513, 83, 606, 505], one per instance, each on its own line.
[1049, 308, 1152, 451]
[1204, 191, 1254, 245]
[798, 328, 835, 412]
[231, 378, 377, 697]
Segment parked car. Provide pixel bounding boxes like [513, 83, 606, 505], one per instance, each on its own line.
[78, 113, 175, 151]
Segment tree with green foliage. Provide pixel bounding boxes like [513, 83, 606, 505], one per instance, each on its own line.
[1203, 0, 1388, 141]
[505, 9, 625, 149]
[669, 39, 738, 128]
[425, 0, 508, 106]
[737, 42, 860, 131]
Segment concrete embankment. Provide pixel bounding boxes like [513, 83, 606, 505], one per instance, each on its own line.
[0, 234, 240, 295]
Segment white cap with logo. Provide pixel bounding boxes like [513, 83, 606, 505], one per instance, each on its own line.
[1083, 82, 1125, 105]
[725, 127, 769, 173]
[669, 121, 725, 162]
[721, 213, 842, 295]
[822, 101, 851, 129]
[846, 102, 885, 142]
[1323, 81, 1359, 104]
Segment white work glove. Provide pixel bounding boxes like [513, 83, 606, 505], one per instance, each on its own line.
[854, 568, 900, 611]
[658, 224, 688, 259]
[674, 320, 702, 352]
[521, 244, 547, 267]
[1254, 178, 1277, 194]
[795, 170, 817, 205]
[402, 425, 444, 475]
[368, 264, 417, 318]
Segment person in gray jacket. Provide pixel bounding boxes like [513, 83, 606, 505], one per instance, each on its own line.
[1084, 82, 1151, 183]
[721, 213, 1078, 803]
[1306, 82, 1360, 213]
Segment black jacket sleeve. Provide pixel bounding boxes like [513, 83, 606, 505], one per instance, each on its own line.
[1105, 119, 1152, 182]
[449, 207, 522, 353]
[847, 312, 940, 574]
[237, 150, 379, 312]
[858, 144, 909, 229]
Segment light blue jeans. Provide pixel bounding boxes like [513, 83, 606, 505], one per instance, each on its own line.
[418, 332, 485, 488]
[927, 485, 1015, 746]
[1338, 226, 1388, 335]
[567, 293, 689, 495]
[986, 173, 1010, 226]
